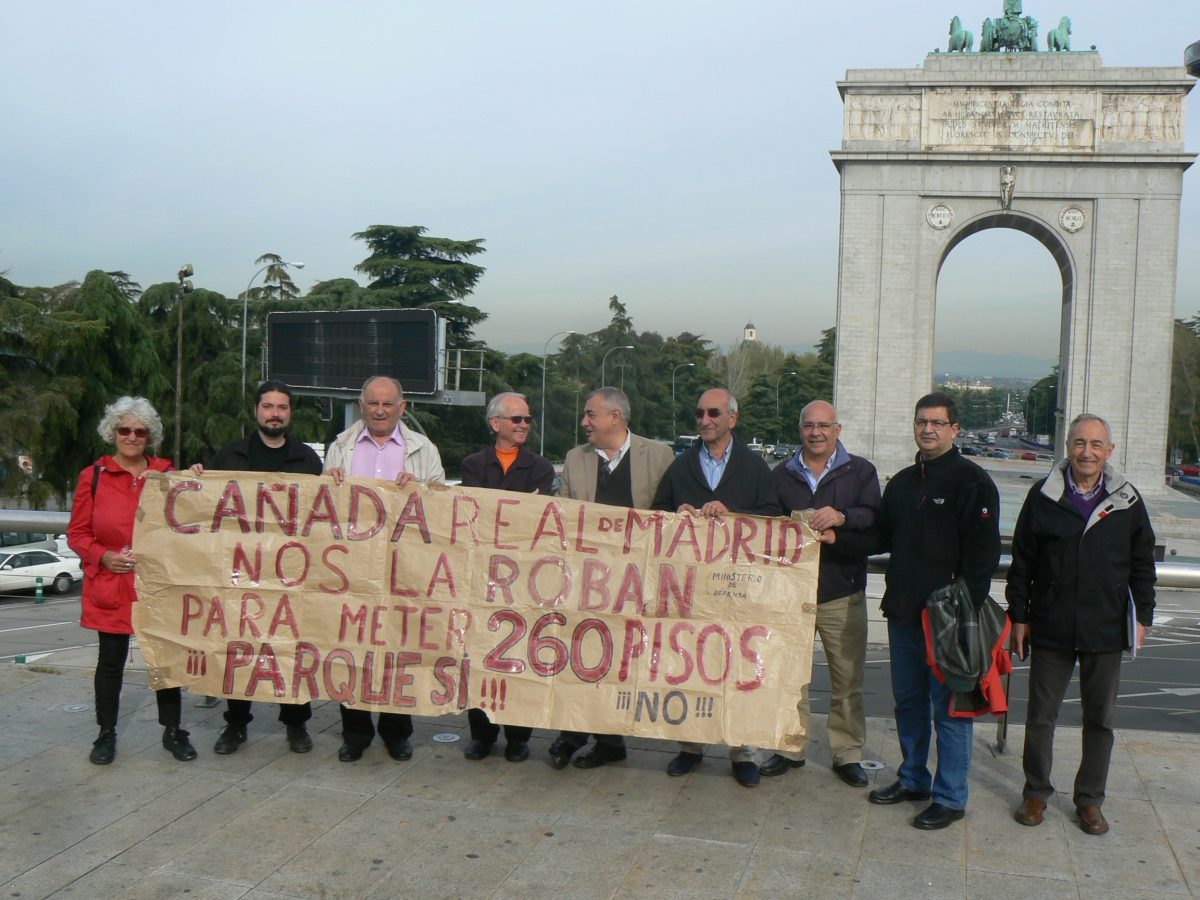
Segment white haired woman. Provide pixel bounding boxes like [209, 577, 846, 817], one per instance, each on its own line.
[67, 396, 197, 765]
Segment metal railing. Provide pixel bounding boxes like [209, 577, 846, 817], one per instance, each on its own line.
[5, 508, 1200, 589]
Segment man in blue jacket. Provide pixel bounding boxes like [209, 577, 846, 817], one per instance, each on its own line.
[651, 387, 781, 787]
[1007, 413, 1155, 836]
[762, 400, 880, 787]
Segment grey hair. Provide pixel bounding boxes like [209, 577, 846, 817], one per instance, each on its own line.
[97, 396, 164, 452]
[485, 392, 528, 430]
[359, 375, 404, 403]
[1068, 413, 1113, 445]
[585, 387, 631, 423]
[700, 387, 738, 414]
[799, 399, 838, 424]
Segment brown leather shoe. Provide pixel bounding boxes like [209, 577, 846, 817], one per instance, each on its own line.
[1014, 797, 1045, 826]
[1076, 804, 1109, 835]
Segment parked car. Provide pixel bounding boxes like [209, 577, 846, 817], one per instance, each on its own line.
[0, 549, 83, 595]
[1181, 464, 1200, 477]
[961, 445, 981, 456]
[987, 449, 1012, 459]
[773, 444, 793, 460]
[1021, 451, 1039, 461]
[1036, 454, 1054, 462]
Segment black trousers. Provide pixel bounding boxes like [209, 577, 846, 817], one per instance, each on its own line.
[95, 631, 181, 730]
[224, 699, 312, 728]
[1022, 646, 1123, 807]
[339, 706, 412, 749]
[556, 731, 624, 750]
[468, 709, 531, 745]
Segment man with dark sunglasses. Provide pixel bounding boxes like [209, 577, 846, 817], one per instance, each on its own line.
[190, 380, 323, 755]
[458, 392, 554, 763]
[651, 388, 781, 787]
[548, 386, 674, 771]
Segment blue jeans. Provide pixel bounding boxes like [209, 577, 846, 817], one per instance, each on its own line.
[888, 619, 973, 810]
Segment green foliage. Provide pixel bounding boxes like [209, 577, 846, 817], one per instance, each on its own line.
[1023, 370, 1058, 437]
[1170, 319, 1200, 462]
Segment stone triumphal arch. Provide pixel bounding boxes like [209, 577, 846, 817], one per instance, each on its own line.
[831, 49, 1194, 489]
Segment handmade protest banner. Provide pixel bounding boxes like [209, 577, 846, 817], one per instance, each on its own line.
[132, 473, 819, 751]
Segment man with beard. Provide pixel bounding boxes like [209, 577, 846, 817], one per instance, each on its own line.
[458, 392, 554, 763]
[193, 380, 323, 754]
[325, 375, 445, 763]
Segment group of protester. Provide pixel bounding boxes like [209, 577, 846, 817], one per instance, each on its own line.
[66, 375, 1155, 837]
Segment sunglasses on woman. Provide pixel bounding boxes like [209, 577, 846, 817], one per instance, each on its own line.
[117, 426, 149, 438]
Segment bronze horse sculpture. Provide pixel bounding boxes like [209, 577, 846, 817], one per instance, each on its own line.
[948, 16, 975, 52]
[1046, 16, 1071, 51]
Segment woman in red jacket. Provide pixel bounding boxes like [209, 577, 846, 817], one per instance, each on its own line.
[67, 396, 196, 765]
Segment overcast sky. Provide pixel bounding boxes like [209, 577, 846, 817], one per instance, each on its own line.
[2, 1, 1196, 362]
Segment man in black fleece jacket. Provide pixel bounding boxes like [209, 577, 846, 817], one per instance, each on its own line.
[651, 388, 781, 787]
[836, 392, 999, 830]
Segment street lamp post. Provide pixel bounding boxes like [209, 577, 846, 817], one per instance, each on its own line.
[600, 345, 634, 388]
[775, 370, 799, 418]
[241, 259, 304, 395]
[540, 330, 576, 456]
[671, 362, 696, 438]
[173, 264, 194, 468]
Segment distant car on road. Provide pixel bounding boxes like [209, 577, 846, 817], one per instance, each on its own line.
[0, 550, 82, 595]
[961, 445, 981, 456]
[1180, 464, 1200, 477]
[1021, 451, 1039, 461]
[773, 444, 792, 460]
[1036, 453, 1054, 462]
[673, 435, 699, 456]
[987, 449, 1012, 459]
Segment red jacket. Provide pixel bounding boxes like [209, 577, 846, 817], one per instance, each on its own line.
[67, 455, 173, 634]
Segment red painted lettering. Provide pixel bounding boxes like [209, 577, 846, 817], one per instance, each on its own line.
[275, 540, 311, 587]
[528, 556, 570, 608]
[256, 482, 298, 536]
[267, 594, 299, 640]
[392, 651, 421, 707]
[301, 484, 343, 538]
[619, 618, 647, 681]
[483, 610, 527, 673]
[486, 555, 518, 604]
[579, 560, 611, 611]
[322, 648, 356, 702]
[449, 494, 480, 547]
[212, 481, 250, 533]
[360, 651, 393, 703]
[656, 564, 695, 618]
[165, 480, 202, 534]
[570, 618, 613, 683]
[245, 643, 286, 697]
[736, 625, 769, 690]
[223, 640, 254, 692]
[426, 553, 458, 598]
[696, 624, 732, 685]
[348, 484, 386, 541]
[665, 622, 695, 685]
[530, 501, 570, 551]
[319, 544, 349, 594]
[231, 542, 263, 585]
[181, 593, 203, 635]
[292, 641, 320, 699]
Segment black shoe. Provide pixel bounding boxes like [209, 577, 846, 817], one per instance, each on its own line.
[547, 738, 579, 770]
[758, 753, 805, 777]
[89, 729, 116, 765]
[573, 743, 627, 769]
[162, 726, 198, 762]
[338, 742, 364, 762]
[913, 802, 965, 830]
[667, 751, 702, 776]
[732, 761, 761, 787]
[213, 725, 247, 755]
[385, 738, 413, 761]
[833, 762, 869, 787]
[286, 725, 312, 754]
[868, 780, 932, 805]
[464, 739, 493, 761]
[504, 741, 529, 762]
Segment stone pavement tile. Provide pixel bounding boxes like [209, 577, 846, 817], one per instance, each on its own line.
[0, 850, 116, 899]
[92, 776, 292, 871]
[465, 752, 595, 825]
[735, 847, 857, 900]
[158, 784, 367, 886]
[964, 870, 1080, 899]
[495, 822, 646, 900]
[655, 766, 774, 844]
[614, 833, 754, 899]
[859, 800, 967, 867]
[242, 891, 311, 899]
[1064, 802, 1191, 895]
[109, 870, 253, 899]
[258, 794, 458, 899]
[36, 861, 155, 898]
[1153, 800, 1200, 894]
[386, 744, 508, 805]
[1124, 734, 1200, 805]
[282, 745, 410, 795]
[367, 808, 551, 900]
[557, 760, 689, 831]
[962, 786, 1075, 882]
[0, 666, 50, 694]
[849, 860, 967, 900]
[757, 768, 869, 859]
[0, 755, 200, 882]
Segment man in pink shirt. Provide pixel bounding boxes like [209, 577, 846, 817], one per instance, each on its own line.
[325, 375, 445, 762]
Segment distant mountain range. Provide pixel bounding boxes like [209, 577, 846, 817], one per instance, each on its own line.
[934, 350, 1056, 379]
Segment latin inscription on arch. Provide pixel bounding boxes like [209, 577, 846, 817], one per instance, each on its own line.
[924, 89, 1098, 151]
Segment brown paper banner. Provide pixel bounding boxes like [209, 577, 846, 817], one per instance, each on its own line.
[132, 472, 819, 751]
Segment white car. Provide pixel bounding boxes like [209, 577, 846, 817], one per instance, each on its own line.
[0, 549, 83, 595]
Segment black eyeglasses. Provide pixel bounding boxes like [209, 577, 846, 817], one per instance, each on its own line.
[497, 416, 534, 425]
[117, 426, 149, 438]
[694, 408, 725, 420]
